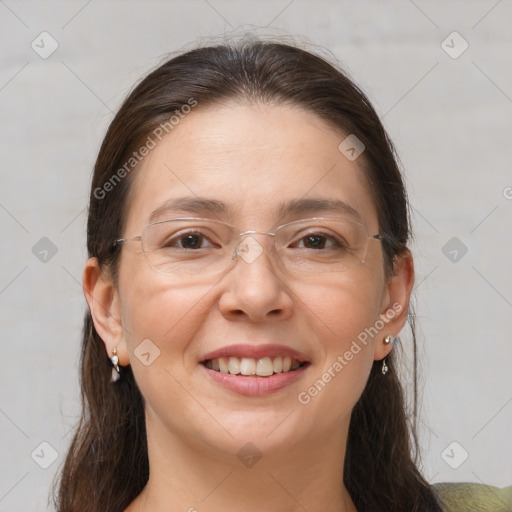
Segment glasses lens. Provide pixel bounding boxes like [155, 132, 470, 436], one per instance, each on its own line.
[141, 218, 234, 277]
[275, 217, 370, 273]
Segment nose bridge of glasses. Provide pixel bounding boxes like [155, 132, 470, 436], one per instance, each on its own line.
[238, 229, 275, 239]
[231, 229, 279, 265]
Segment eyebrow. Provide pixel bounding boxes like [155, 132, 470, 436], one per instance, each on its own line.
[148, 196, 363, 224]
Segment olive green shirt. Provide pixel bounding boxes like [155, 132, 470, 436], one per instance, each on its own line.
[433, 482, 512, 511]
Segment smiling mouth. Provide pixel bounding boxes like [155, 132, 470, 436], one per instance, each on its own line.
[201, 356, 309, 377]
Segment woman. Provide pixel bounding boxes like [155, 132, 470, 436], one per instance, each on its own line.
[50, 39, 507, 511]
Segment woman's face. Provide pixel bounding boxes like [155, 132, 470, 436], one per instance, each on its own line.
[93, 101, 408, 461]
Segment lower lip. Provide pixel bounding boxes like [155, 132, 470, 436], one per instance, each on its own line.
[201, 363, 310, 397]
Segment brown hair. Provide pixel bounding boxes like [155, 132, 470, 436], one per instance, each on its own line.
[51, 39, 443, 511]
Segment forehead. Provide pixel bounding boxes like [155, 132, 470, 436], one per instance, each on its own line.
[124, 101, 378, 233]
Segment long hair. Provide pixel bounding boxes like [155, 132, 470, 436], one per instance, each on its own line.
[51, 39, 443, 511]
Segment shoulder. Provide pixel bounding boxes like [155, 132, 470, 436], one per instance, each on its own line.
[432, 482, 512, 512]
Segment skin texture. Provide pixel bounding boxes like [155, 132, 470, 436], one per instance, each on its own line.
[83, 101, 414, 512]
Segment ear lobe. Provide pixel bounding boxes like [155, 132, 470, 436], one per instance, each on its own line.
[82, 257, 129, 366]
[374, 250, 414, 361]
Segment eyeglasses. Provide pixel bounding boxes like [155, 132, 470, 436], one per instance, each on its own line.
[113, 217, 384, 280]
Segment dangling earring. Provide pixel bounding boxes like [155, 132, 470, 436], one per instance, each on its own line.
[110, 347, 121, 383]
[382, 335, 392, 375]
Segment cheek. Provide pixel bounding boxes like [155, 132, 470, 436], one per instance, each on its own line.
[119, 265, 207, 363]
[118, 269, 214, 429]
[296, 265, 384, 350]
[292, 271, 384, 420]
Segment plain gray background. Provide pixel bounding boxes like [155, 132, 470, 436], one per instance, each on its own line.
[1, 1, 511, 510]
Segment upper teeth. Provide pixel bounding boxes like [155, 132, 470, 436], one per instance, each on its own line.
[205, 356, 302, 376]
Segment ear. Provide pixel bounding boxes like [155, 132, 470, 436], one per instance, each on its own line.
[374, 250, 414, 361]
[82, 257, 130, 367]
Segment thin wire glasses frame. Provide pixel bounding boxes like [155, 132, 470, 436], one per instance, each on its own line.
[112, 216, 386, 277]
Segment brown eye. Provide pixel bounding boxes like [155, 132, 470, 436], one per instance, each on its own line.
[302, 234, 328, 249]
[294, 232, 346, 250]
[161, 231, 215, 250]
[175, 233, 206, 249]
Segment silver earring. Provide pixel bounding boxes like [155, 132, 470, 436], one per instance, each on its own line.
[382, 336, 392, 374]
[110, 347, 121, 382]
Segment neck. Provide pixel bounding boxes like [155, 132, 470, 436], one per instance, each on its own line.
[126, 411, 357, 512]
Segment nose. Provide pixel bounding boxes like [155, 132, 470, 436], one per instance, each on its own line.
[218, 234, 294, 323]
